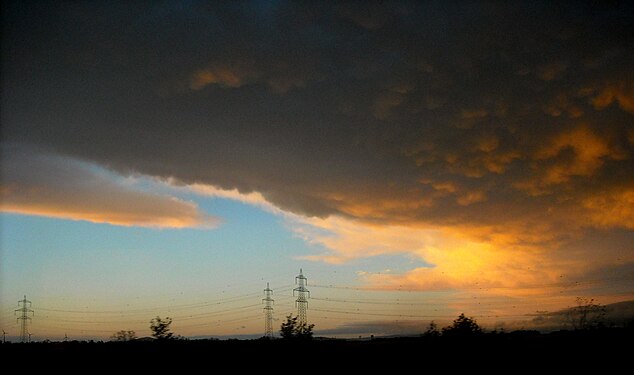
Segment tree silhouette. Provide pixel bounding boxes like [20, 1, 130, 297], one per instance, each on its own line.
[280, 314, 315, 339]
[442, 313, 482, 336]
[423, 321, 440, 337]
[150, 316, 174, 340]
[110, 330, 137, 342]
[295, 322, 315, 339]
[280, 315, 298, 339]
[566, 297, 606, 330]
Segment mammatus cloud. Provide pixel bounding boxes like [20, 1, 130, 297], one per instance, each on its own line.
[189, 63, 312, 93]
[2, 2, 633, 295]
[583, 189, 634, 229]
[525, 126, 619, 190]
[0, 147, 218, 229]
[592, 82, 634, 114]
[190, 66, 248, 90]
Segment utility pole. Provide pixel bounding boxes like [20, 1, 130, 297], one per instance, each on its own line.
[28, 332, 32, 343]
[15, 295, 33, 343]
[263, 282, 274, 338]
[2, 330, 6, 344]
[293, 269, 310, 325]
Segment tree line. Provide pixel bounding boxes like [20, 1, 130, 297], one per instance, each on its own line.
[109, 297, 616, 342]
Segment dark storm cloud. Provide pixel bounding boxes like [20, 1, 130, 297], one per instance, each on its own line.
[2, 1, 634, 245]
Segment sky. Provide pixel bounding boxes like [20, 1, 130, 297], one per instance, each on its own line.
[1, 1, 633, 340]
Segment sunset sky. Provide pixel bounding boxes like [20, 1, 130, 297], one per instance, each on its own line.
[1, 1, 633, 340]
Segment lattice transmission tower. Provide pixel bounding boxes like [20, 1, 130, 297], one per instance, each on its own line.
[15, 295, 33, 343]
[293, 269, 310, 325]
[262, 282, 274, 337]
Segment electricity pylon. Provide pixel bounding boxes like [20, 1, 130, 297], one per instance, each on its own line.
[15, 295, 33, 343]
[293, 269, 310, 325]
[263, 282, 274, 337]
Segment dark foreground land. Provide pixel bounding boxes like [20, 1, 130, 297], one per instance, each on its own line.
[2, 329, 631, 371]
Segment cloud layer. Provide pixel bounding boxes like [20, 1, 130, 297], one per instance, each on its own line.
[2, 2, 633, 293]
[1, 147, 218, 228]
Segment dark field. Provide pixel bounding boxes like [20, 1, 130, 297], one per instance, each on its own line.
[2, 329, 630, 371]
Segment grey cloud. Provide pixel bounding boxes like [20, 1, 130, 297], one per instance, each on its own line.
[317, 320, 429, 337]
[319, 299, 634, 336]
[2, 1, 633, 245]
[512, 299, 634, 331]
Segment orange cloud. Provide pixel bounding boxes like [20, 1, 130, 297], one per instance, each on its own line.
[143, 181, 632, 315]
[530, 126, 614, 187]
[583, 188, 634, 230]
[537, 61, 568, 81]
[481, 150, 522, 174]
[475, 136, 499, 153]
[293, 216, 436, 264]
[430, 181, 458, 194]
[1, 151, 218, 229]
[591, 81, 634, 114]
[361, 246, 559, 296]
[290, 214, 574, 298]
[461, 109, 488, 119]
[544, 93, 584, 118]
[444, 148, 521, 177]
[456, 191, 486, 206]
[1, 195, 215, 229]
[288, 212, 632, 315]
[189, 61, 314, 93]
[333, 196, 434, 220]
[190, 66, 247, 90]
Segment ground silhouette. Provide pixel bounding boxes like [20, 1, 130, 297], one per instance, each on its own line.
[1, 327, 630, 371]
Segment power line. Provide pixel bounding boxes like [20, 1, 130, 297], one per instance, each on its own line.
[8, 273, 631, 340]
[34, 287, 294, 316]
[312, 307, 530, 319]
[37, 302, 264, 324]
[36, 292, 262, 314]
[175, 313, 264, 330]
[310, 275, 634, 292]
[176, 303, 263, 320]
[33, 326, 118, 334]
[312, 296, 432, 306]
